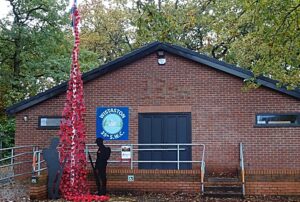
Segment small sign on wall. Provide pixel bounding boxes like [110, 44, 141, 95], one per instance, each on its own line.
[121, 145, 132, 160]
[128, 175, 134, 182]
[96, 107, 129, 140]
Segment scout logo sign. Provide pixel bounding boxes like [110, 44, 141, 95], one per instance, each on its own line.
[96, 107, 129, 140]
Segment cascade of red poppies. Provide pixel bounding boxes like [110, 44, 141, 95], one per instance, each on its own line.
[58, 0, 88, 197]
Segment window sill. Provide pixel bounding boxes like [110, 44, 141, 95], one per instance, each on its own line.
[36, 127, 60, 130]
[254, 124, 300, 128]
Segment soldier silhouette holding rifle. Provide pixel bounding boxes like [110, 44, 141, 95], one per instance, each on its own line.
[95, 137, 111, 195]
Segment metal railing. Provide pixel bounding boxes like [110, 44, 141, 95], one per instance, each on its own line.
[0, 145, 36, 183]
[32, 150, 46, 176]
[86, 143, 206, 193]
[239, 142, 245, 196]
[1, 143, 206, 193]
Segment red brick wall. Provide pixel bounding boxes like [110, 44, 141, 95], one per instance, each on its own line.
[16, 52, 300, 173]
[29, 168, 201, 200]
[246, 182, 300, 195]
[245, 169, 300, 195]
[88, 168, 201, 193]
[29, 168, 300, 199]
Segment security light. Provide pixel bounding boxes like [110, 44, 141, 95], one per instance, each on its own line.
[157, 50, 166, 65]
[23, 115, 29, 122]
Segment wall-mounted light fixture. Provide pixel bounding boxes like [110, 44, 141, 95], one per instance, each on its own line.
[157, 50, 166, 65]
[23, 115, 29, 122]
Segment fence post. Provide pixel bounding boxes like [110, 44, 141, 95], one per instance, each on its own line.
[85, 145, 88, 161]
[10, 148, 14, 173]
[37, 149, 41, 176]
[130, 144, 133, 169]
[177, 144, 180, 170]
[0, 140, 2, 160]
[32, 147, 36, 174]
[240, 143, 245, 196]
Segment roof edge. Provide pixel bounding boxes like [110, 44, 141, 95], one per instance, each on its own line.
[6, 41, 300, 115]
[6, 42, 162, 115]
[161, 43, 300, 99]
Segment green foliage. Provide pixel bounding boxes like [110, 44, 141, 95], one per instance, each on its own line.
[0, 118, 15, 147]
[0, 0, 101, 148]
[80, 0, 135, 64]
[134, 0, 214, 51]
[0, 0, 69, 147]
[81, 0, 299, 89]
[0, 0, 70, 104]
[210, 0, 300, 87]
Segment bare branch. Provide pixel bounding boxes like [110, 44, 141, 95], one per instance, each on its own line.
[21, 5, 48, 24]
[200, 0, 214, 13]
[175, 0, 179, 9]
[158, 0, 161, 11]
[212, 42, 228, 59]
[125, 35, 133, 51]
[7, 0, 48, 25]
[7, 0, 20, 24]
[275, 3, 300, 35]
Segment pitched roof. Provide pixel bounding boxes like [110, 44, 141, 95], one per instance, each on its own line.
[6, 42, 300, 115]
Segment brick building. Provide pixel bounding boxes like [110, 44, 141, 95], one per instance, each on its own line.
[6, 42, 300, 196]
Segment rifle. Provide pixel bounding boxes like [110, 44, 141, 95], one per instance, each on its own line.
[88, 151, 101, 195]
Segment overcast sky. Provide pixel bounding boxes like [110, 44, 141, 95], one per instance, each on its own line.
[0, 0, 84, 19]
[0, 0, 10, 19]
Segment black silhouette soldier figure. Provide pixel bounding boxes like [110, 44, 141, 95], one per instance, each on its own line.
[95, 137, 111, 195]
[43, 137, 63, 199]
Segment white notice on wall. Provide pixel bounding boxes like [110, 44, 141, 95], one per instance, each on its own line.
[40, 118, 47, 126]
[121, 146, 131, 160]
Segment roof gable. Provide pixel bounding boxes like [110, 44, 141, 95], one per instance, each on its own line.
[6, 42, 300, 115]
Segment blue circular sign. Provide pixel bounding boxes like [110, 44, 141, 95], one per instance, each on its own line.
[102, 113, 123, 135]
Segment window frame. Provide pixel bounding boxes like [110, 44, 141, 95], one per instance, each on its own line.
[38, 116, 62, 130]
[255, 113, 300, 127]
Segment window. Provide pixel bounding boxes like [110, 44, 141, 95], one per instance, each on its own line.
[38, 116, 62, 129]
[256, 113, 300, 127]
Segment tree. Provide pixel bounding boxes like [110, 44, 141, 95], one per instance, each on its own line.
[0, 0, 70, 147]
[0, 0, 71, 104]
[80, 0, 135, 64]
[70, 0, 300, 88]
[0, 0, 98, 147]
[134, 0, 214, 52]
[0, 118, 14, 158]
[209, 0, 300, 88]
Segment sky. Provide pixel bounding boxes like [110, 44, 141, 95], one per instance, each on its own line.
[0, 0, 10, 19]
[0, 0, 84, 19]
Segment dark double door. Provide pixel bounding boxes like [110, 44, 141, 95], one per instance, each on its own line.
[138, 113, 192, 169]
